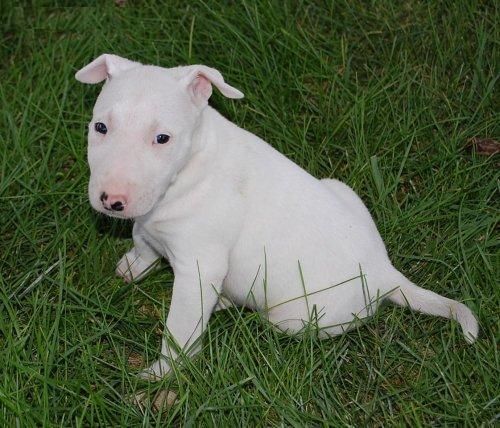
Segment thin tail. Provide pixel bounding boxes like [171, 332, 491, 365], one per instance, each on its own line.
[387, 272, 478, 343]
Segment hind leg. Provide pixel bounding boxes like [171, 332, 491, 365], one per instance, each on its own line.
[265, 276, 386, 339]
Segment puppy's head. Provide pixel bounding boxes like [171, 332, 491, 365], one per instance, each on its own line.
[75, 54, 243, 219]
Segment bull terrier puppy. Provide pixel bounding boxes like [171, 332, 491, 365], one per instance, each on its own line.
[76, 54, 478, 379]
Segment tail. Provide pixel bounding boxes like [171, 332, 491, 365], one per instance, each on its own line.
[387, 271, 479, 343]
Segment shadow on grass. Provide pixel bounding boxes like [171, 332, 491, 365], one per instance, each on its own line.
[91, 210, 133, 239]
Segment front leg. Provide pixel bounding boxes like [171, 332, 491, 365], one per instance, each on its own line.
[139, 254, 227, 380]
[116, 223, 161, 283]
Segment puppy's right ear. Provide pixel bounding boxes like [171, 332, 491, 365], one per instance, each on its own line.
[75, 54, 141, 84]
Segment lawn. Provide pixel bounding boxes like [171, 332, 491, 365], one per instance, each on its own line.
[1, 1, 498, 426]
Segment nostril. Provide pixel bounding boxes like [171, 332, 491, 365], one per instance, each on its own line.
[101, 193, 127, 212]
[111, 201, 124, 211]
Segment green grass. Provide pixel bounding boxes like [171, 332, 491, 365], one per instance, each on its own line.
[1, 0, 499, 425]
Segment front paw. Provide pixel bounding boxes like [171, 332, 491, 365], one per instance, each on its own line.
[116, 249, 158, 283]
[137, 359, 171, 381]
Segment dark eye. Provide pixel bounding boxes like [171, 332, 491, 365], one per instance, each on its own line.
[156, 134, 170, 144]
[95, 122, 107, 134]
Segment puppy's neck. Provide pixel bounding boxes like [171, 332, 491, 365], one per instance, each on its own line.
[170, 106, 223, 186]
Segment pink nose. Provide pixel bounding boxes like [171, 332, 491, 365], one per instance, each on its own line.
[100, 192, 127, 212]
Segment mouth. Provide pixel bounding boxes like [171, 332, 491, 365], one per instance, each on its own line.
[91, 199, 132, 219]
[99, 207, 131, 219]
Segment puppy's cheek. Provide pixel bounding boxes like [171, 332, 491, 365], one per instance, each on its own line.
[130, 191, 156, 217]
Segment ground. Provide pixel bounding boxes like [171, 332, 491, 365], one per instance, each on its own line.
[0, 1, 498, 425]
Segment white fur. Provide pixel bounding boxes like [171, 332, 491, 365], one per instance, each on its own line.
[76, 54, 479, 380]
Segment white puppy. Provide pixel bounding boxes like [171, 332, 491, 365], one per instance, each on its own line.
[76, 54, 478, 379]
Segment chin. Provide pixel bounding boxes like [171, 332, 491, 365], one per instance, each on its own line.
[103, 210, 132, 219]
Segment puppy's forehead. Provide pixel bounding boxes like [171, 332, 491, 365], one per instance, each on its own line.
[94, 65, 191, 114]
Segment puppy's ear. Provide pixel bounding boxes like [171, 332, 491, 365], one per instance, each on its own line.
[180, 65, 244, 106]
[75, 54, 141, 84]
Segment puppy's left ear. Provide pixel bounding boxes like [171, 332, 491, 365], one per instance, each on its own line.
[180, 65, 244, 106]
[75, 54, 141, 84]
